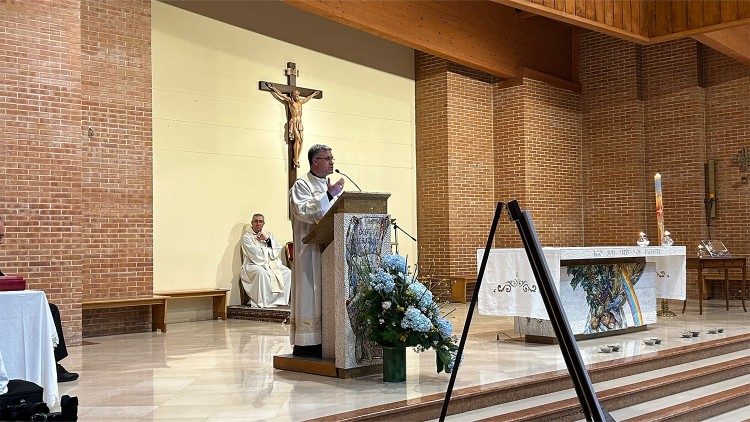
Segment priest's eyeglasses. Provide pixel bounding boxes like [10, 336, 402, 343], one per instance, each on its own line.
[313, 156, 334, 162]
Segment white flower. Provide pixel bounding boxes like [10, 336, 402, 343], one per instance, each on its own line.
[379, 318, 385, 324]
[382, 301, 392, 310]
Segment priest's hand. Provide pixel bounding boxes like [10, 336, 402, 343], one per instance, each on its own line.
[256, 231, 269, 241]
[327, 177, 345, 197]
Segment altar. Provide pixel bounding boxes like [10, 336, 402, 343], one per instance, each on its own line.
[478, 246, 686, 341]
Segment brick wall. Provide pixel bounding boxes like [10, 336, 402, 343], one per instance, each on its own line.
[1, 0, 84, 344]
[493, 82, 526, 248]
[419, 55, 583, 289]
[79, 0, 153, 337]
[445, 63, 497, 284]
[643, 39, 707, 255]
[415, 52, 450, 286]
[580, 33, 647, 246]
[416, 54, 496, 297]
[641, 39, 707, 300]
[702, 44, 750, 297]
[703, 45, 750, 257]
[416, 35, 749, 302]
[1, 0, 153, 340]
[494, 78, 583, 247]
[3, 3, 748, 334]
[82, 307, 150, 337]
[522, 79, 583, 247]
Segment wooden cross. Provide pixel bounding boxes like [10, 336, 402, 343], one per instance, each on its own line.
[259, 62, 323, 189]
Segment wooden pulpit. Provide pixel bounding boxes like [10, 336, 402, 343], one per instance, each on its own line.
[298, 191, 392, 377]
[303, 192, 390, 247]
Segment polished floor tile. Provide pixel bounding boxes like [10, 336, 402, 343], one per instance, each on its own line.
[56, 300, 750, 421]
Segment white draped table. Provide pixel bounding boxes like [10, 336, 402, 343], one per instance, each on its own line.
[478, 246, 686, 339]
[0, 290, 59, 406]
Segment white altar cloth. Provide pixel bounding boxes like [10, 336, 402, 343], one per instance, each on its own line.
[478, 246, 686, 320]
[0, 290, 60, 406]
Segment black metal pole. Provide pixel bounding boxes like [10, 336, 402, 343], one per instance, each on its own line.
[393, 220, 417, 242]
[392, 219, 399, 255]
[439, 202, 505, 422]
[507, 200, 612, 422]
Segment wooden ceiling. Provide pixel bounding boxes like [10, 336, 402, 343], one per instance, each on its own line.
[282, 1, 750, 82]
[494, 0, 750, 43]
[494, 0, 750, 66]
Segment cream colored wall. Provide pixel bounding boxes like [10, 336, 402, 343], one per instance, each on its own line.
[152, 1, 417, 320]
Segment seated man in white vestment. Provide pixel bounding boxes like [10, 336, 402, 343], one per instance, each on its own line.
[239, 213, 292, 308]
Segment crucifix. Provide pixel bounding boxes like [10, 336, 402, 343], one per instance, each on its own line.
[259, 62, 323, 188]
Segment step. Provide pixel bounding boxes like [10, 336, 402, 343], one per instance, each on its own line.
[226, 304, 289, 322]
[703, 405, 750, 421]
[310, 333, 750, 421]
[443, 349, 750, 421]
[483, 358, 750, 421]
[617, 375, 750, 421]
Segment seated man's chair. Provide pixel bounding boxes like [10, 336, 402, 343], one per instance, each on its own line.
[284, 241, 294, 267]
[238, 246, 250, 305]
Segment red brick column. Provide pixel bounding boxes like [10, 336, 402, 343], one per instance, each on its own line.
[1, 0, 153, 340]
[417, 53, 582, 296]
[520, 79, 583, 247]
[415, 54, 496, 297]
[80, 0, 153, 337]
[0, 0, 84, 344]
[415, 52, 450, 290]
[579, 33, 648, 246]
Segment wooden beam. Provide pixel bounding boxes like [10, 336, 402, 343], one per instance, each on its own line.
[650, 16, 750, 43]
[497, 0, 750, 44]
[693, 24, 750, 66]
[518, 67, 582, 92]
[493, 0, 650, 44]
[284, 0, 573, 81]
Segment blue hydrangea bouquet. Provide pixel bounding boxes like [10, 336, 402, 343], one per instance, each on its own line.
[353, 254, 458, 374]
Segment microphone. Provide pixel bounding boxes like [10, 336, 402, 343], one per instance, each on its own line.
[335, 169, 362, 191]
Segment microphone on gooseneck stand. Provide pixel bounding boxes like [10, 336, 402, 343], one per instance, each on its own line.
[335, 169, 362, 191]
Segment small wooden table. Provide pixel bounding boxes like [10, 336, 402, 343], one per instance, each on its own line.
[683, 256, 747, 315]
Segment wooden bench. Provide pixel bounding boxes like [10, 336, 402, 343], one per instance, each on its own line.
[451, 278, 476, 303]
[82, 296, 168, 332]
[155, 289, 229, 320]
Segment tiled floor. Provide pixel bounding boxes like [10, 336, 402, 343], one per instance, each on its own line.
[57, 299, 750, 421]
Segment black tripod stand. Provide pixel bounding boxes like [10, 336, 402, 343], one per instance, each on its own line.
[439, 200, 614, 422]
